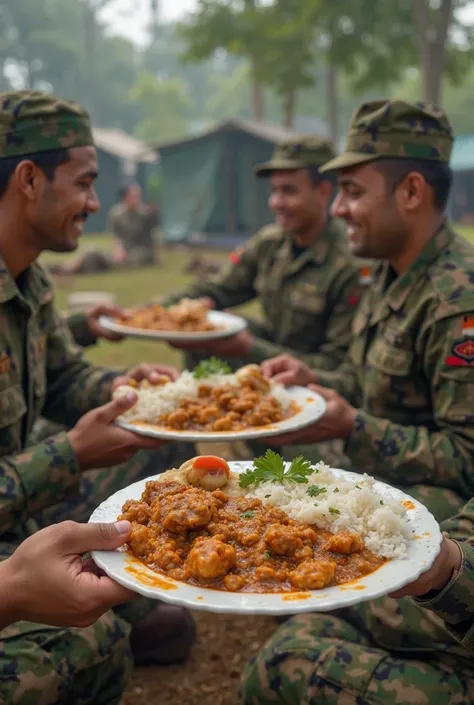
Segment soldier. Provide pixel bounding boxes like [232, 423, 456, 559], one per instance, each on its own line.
[108, 183, 157, 268]
[164, 137, 362, 372]
[262, 99, 474, 523]
[0, 90, 194, 705]
[237, 496, 474, 705]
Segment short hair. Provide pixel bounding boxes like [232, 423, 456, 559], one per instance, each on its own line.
[373, 158, 452, 211]
[0, 149, 70, 199]
[306, 164, 335, 188]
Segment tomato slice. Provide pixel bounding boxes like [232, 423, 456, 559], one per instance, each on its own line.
[192, 456, 230, 473]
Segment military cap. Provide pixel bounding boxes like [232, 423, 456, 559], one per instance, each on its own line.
[320, 99, 454, 173]
[0, 90, 94, 160]
[255, 136, 335, 177]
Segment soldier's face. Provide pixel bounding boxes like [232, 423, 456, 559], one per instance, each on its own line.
[332, 163, 408, 259]
[32, 146, 100, 252]
[269, 170, 329, 236]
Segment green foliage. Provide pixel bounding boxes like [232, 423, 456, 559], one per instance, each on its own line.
[130, 72, 190, 143]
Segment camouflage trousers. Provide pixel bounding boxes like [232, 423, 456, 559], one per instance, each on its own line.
[0, 428, 191, 705]
[237, 597, 474, 705]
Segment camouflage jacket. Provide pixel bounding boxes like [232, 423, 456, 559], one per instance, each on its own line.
[319, 225, 474, 497]
[0, 259, 119, 539]
[415, 498, 474, 651]
[108, 203, 155, 256]
[67, 311, 98, 348]
[165, 220, 361, 370]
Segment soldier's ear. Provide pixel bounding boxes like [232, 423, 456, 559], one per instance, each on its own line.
[399, 172, 424, 212]
[14, 160, 45, 202]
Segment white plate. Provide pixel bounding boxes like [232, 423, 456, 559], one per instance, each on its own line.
[116, 386, 326, 442]
[98, 310, 248, 342]
[90, 464, 443, 616]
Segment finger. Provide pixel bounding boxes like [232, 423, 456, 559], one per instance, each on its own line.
[110, 426, 166, 449]
[111, 375, 134, 391]
[261, 356, 294, 379]
[96, 392, 138, 424]
[308, 384, 335, 400]
[56, 520, 131, 554]
[80, 575, 136, 610]
[98, 330, 124, 342]
[270, 371, 301, 386]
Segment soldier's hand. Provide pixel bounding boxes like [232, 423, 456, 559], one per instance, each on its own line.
[261, 355, 317, 387]
[267, 385, 357, 445]
[112, 363, 180, 391]
[68, 392, 166, 471]
[86, 304, 129, 342]
[389, 536, 462, 599]
[1, 520, 134, 628]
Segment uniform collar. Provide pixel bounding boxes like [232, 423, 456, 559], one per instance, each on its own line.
[0, 256, 54, 308]
[370, 222, 455, 324]
[281, 218, 341, 272]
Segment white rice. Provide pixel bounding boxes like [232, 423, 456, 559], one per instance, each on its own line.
[247, 462, 411, 559]
[115, 371, 292, 423]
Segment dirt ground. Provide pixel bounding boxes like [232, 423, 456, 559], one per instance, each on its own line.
[121, 612, 277, 705]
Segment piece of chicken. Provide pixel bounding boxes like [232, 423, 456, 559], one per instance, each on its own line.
[186, 536, 236, 580]
[236, 364, 271, 393]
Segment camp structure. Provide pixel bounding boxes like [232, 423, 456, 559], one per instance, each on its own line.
[155, 119, 317, 248]
[86, 127, 158, 233]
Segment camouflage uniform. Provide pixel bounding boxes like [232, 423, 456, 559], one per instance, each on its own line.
[237, 497, 474, 705]
[295, 100, 474, 522]
[108, 202, 156, 268]
[0, 91, 167, 705]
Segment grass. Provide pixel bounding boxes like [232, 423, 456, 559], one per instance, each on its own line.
[42, 236, 254, 370]
[42, 224, 474, 371]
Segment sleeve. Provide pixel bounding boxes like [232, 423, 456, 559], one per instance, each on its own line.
[162, 234, 263, 309]
[42, 304, 121, 428]
[108, 208, 120, 239]
[0, 433, 80, 535]
[66, 312, 97, 348]
[413, 498, 474, 650]
[344, 312, 474, 495]
[248, 267, 362, 371]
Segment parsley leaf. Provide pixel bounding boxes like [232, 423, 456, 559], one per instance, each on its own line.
[329, 507, 340, 515]
[263, 551, 271, 560]
[307, 485, 327, 498]
[239, 451, 314, 488]
[333, 488, 340, 493]
[241, 511, 255, 519]
[193, 357, 232, 379]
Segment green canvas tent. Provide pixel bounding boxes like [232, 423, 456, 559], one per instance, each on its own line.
[155, 120, 305, 248]
[85, 128, 158, 234]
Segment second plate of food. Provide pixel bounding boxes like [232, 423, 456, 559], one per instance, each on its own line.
[98, 298, 247, 342]
[90, 454, 442, 615]
[114, 362, 327, 442]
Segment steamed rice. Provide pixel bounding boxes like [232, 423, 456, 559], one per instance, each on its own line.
[116, 371, 293, 423]
[247, 462, 411, 559]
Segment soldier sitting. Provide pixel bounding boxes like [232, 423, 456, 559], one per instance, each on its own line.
[239, 98, 474, 705]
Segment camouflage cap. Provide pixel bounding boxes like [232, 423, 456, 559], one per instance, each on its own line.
[320, 99, 454, 173]
[0, 90, 94, 160]
[255, 136, 335, 177]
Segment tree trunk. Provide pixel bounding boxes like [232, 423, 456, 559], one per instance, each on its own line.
[282, 88, 295, 128]
[412, 0, 454, 105]
[325, 59, 338, 147]
[250, 63, 264, 121]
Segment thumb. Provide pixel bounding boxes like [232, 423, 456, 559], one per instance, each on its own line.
[99, 391, 138, 424]
[58, 520, 131, 554]
[308, 384, 334, 401]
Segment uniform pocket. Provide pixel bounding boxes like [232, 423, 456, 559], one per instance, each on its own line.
[0, 384, 27, 429]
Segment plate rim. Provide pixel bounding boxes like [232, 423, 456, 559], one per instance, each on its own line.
[98, 311, 248, 342]
[115, 385, 327, 442]
[90, 464, 443, 615]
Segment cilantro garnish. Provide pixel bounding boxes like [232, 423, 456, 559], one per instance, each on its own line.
[329, 507, 340, 515]
[239, 451, 313, 488]
[241, 511, 255, 519]
[193, 357, 232, 379]
[307, 485, 327, 498]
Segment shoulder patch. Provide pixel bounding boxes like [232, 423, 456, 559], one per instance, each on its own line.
[445, 315, 474, 367]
